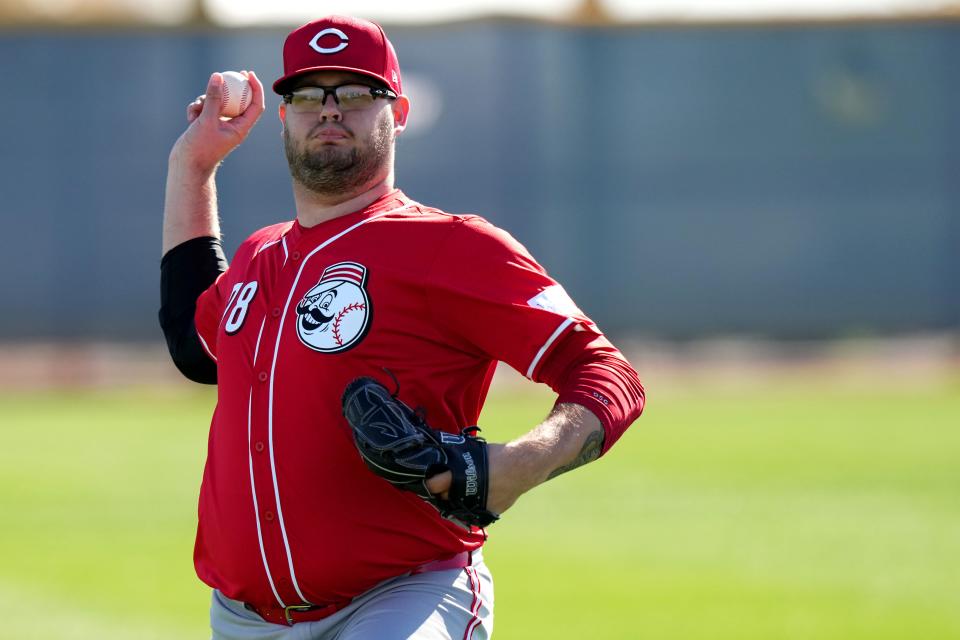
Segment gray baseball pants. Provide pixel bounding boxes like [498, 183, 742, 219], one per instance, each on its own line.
[210, 552, 494, 640]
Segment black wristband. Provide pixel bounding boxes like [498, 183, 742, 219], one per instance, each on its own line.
[158, 236, 227, 384]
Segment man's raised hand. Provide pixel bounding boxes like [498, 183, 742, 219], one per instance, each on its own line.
[171, 70, 266, 174]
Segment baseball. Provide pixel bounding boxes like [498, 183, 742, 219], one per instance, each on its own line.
[219, 71, 251, 118]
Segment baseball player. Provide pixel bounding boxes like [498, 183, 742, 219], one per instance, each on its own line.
[159, 15, 644, 640]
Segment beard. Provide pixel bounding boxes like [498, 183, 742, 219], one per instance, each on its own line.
[284, 111, 393, 196]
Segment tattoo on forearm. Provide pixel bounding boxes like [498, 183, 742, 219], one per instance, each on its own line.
[547, 429, 604, 480]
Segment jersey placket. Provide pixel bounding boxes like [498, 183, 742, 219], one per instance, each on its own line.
[246, 207, 408, 608]
[247, 238, 310, 607]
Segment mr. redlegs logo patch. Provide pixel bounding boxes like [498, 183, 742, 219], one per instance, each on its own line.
[295, 262, 372, 353]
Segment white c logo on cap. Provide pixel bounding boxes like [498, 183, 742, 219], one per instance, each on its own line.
[309, 28, 349, 54]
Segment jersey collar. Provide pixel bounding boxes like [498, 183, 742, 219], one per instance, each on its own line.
[285, 189, 411, 247]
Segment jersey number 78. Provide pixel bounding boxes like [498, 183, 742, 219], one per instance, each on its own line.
[223, 281, 259, 334]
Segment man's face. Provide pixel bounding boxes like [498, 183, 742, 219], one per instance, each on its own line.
[280, 71, 407, 196]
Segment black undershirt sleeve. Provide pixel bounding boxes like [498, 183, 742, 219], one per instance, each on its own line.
[159, 236, 228, 384]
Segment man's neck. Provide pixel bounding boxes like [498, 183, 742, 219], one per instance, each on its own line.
[293, 174, 395, 229]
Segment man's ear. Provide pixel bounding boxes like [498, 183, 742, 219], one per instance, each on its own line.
[392, 95, 410, 135]
[279, 101, 287, 125]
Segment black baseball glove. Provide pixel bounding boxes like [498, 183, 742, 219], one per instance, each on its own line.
[341, 376, 499, 528]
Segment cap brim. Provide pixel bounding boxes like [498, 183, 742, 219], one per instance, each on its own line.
[272, 66, 393, 95]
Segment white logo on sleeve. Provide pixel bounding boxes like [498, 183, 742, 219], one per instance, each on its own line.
[295, 262, 371, 353]
[527, 284, 582, 316]
[309, 28, 349, 54]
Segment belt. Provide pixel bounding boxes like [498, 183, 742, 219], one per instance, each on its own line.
[245, 551, 473, 626]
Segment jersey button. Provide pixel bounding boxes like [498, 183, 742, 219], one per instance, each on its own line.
[291, 251, 302, 261]
[271, 307, 281, 318]
[257, 371, 268, 382]
[264, 511, 275, 522]
[254, 441, 265, 453]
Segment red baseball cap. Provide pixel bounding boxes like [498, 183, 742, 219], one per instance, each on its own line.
[273, 16, 402, 96]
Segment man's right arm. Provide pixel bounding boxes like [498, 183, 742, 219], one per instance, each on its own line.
[159, 71, 265, 382]
[162, 70, 265, 253]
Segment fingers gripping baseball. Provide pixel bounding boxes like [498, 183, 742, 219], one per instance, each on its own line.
[172, 71, 266, 173]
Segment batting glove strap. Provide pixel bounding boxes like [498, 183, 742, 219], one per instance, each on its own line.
[434, 428, 499, 528]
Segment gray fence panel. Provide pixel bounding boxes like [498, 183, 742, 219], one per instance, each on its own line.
[0, 23, 956, 340]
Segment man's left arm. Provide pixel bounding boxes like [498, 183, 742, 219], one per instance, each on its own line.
[483, 402, 606, 514]
[428, 330, 645, 514]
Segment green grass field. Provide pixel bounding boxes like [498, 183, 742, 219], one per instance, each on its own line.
[1, 373, 958, 639]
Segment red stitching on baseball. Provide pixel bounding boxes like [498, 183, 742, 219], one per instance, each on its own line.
[332, 303, 365, 346]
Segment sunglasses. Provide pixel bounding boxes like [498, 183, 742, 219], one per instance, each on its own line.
[282, 84, 398, 113]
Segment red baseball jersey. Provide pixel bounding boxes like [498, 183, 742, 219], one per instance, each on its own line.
[193, 189, 602, 609]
